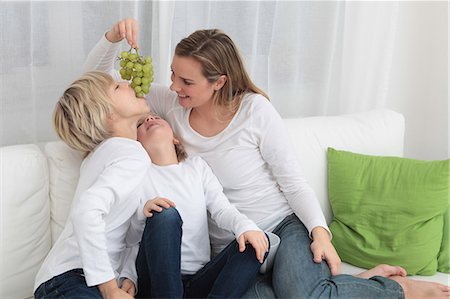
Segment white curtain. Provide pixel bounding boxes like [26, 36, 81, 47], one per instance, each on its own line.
[0, 1, 447, 159]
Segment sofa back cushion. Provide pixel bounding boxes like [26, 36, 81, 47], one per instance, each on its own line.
[45, 141, 84, 244]
[284, 109, 405, 224]
[0, 144, 51, 299]
[44, 109, 406, 239]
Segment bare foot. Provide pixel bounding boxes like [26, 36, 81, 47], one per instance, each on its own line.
[355, 264, 407, 279]
[390, 276, 450, 299]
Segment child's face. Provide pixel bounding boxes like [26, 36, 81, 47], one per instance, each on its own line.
[137, 114, 174, 147]
[108, 81, 149, 119]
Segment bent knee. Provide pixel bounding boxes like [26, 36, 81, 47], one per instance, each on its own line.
[146, 206, 182, 226]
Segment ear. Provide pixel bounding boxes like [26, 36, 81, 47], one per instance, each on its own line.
[213, 75, 227, 91]
[173, 137, 180, 145]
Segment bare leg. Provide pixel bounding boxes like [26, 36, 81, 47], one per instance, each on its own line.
[356, 264, 450, 299]
[390, 276, 450, 299]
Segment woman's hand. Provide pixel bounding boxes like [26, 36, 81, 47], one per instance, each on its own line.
[105, 18, 139, 48]
[238, 231, 269, 264]
[311, 226, 341, 276]
[120, 278, 135, 296]
[143, 197, 176, 217]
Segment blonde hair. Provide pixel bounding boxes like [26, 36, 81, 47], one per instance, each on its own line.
[53, 71, 115, 155]
[175, 29, 269, 117]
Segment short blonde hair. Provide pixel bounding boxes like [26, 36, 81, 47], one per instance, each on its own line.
[53, 71, 115, 155]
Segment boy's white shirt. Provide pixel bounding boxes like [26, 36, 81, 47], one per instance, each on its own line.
[34, 138, 150, 291]
[84, 34, 330, 256]
[135, 156, 260, 275]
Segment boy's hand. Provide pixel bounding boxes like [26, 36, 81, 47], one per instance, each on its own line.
[106, 18, 139, 48]
[238, 231, 269, 263]
[98, 279, 133, 299]
[120, 278, 135, 296]
[144, 197, 176, 217]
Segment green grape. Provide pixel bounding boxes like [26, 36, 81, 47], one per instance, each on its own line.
[117, 47, 154, 97]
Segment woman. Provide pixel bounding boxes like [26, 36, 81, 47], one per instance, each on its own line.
[84, 18, 450, 299]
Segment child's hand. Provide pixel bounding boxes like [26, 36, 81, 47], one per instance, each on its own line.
[105, 18, 139, 48]
[238, 231, 269, 264]
[98, 279, 134, 299]
[144, 197, 176, 217]
[120, 278, 135, 296]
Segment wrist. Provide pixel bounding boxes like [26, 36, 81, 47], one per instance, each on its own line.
[98, 279, 119, 298]
[311, 226, 331, 241]
[105, 31, 121, 43]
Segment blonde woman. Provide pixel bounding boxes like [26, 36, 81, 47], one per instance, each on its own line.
[85, 19, 450, 299]
[34, 71, 150, 298]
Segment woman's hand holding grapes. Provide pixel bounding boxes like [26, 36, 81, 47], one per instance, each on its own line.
[106, 18, 138, 49]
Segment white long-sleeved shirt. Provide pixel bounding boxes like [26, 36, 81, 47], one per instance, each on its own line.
[137, 156, 260, 275]
[84, 35, 329, 255]
[34, 138, 150, 290]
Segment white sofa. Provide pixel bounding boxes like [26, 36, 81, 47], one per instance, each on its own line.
[1, 109, 448, 299]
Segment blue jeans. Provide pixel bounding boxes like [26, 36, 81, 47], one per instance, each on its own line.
[242, 214, 405, 299]
[34, 269, 102, 299]
[136, 207, 265, 298]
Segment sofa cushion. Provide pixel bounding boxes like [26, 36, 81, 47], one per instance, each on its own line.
[284, 109, 405, 224]
[0, 144, 50, 299]
[45, 141, 83, 244]
[328, 148, 449, 275]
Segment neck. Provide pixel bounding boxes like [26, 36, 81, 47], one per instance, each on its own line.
[146, 144, 179, 166]
[109, 119, 138, 140]
[193, 103, 234, 123]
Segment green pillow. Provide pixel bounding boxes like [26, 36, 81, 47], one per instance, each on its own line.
[437, 207, 449, 272]
[327, 148, 449, 275]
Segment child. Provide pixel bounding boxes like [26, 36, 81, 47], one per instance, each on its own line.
[34, 71, 150, 298]
[134, 113, 269, 298]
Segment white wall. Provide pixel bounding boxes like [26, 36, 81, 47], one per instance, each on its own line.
[385, 1, 448, 160]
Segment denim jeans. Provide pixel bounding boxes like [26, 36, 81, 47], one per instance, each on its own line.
[242, 214, 405, 299]
[34, 269, 102, 299]
[136, 207, 265, 299]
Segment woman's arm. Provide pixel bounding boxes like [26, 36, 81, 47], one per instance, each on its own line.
[254, 99, 341, 274]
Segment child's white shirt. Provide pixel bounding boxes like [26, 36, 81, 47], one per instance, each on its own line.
[138, 156, 260, 275]
[34, 138, 150, 290]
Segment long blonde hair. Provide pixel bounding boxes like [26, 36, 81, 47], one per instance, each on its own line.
[175, 29, 269, 117]
[53, 71, 115, 156]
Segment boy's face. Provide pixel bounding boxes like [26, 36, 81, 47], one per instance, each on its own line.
[108, 82, 149, 119]
[137, 114, 174, 148]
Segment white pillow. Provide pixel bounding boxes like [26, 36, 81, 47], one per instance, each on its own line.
[45, 141, 83, 244]
[0, 144, 50, 299]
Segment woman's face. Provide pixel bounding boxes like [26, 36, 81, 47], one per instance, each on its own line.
[170, 55, 217, 109]
[108, 81, 149, 119]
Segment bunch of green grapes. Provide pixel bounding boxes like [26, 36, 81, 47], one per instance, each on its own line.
[118, 48, 154, 97]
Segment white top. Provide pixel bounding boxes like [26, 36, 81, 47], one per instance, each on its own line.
[138, 157, 260, 275]
[84, 35, 329, 255]
[34, 138, 150, 290]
